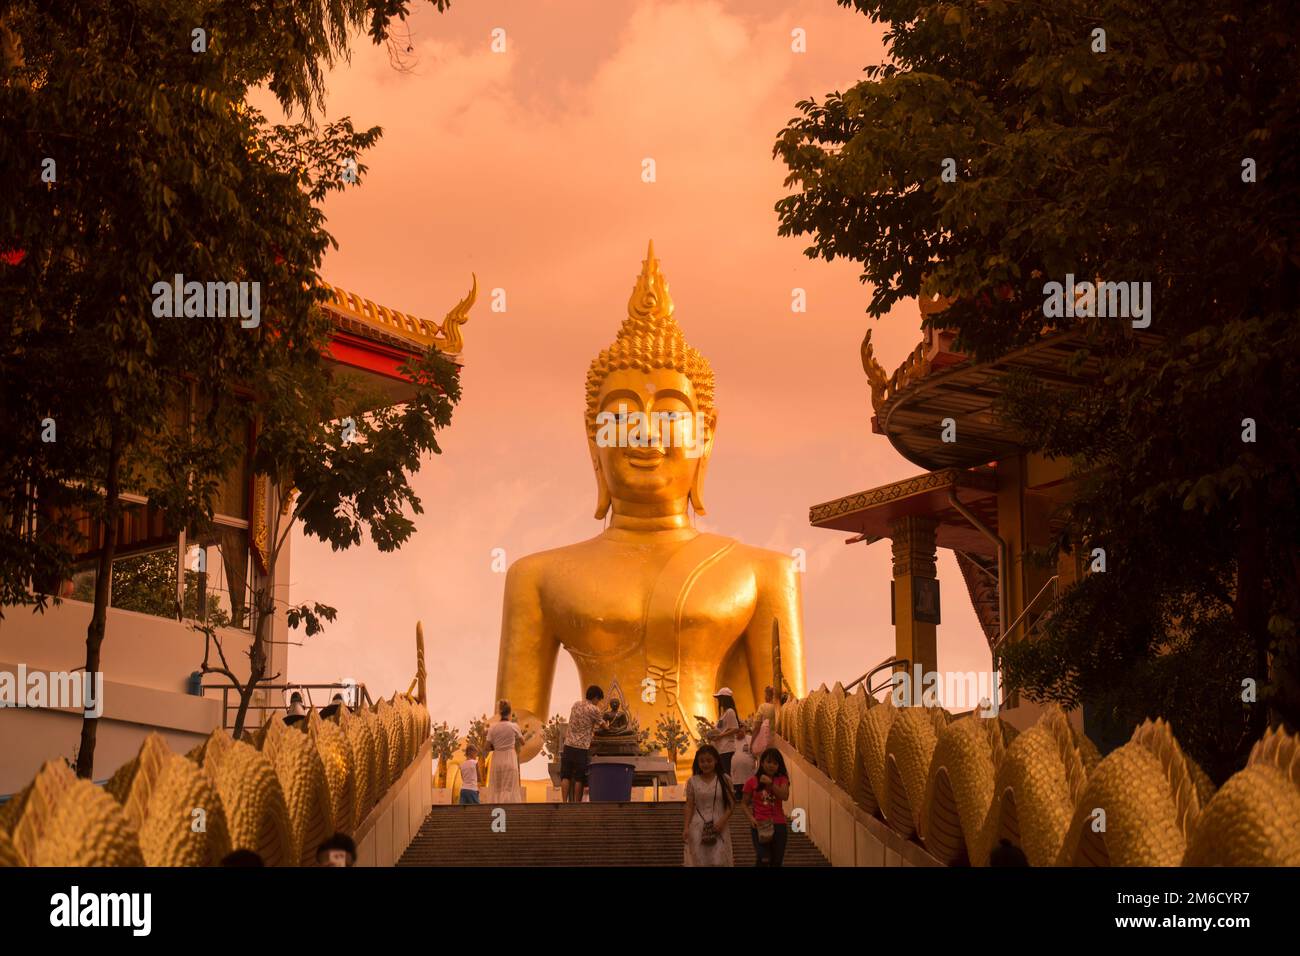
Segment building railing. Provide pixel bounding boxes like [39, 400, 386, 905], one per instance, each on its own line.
[199, 681, 374, 733]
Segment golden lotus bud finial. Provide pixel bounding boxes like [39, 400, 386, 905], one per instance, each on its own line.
[627, 239, 675, 328]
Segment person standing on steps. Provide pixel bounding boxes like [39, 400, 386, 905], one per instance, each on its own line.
[560, 685, 608, 803]
[707, 688, 741, 779]
[729, 727, 755, 801]
[683, 744, 734, 866]
[742, 747, 791, 866]
[459, 743, 481, 804]
[485, 699, 524, 803]
[751, 686, 776, 755]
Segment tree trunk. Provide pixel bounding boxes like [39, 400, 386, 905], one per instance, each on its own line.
[75, 428, 122, 778]
[230, 587, 272, 740]
[1236, 486, 1270, 746]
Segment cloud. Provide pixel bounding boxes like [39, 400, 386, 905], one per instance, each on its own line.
[281, 1, 990, 746]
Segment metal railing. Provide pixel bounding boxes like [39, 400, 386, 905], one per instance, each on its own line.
[199, 682, 374, 733]
[844, 655, 911, 701]
[992, 575, 1060, 653]
[825, 574, 1061, 715]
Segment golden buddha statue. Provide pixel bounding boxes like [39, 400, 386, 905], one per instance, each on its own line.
[495, 242, 807, 763]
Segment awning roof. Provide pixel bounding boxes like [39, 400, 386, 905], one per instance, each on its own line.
[809, 467, 1000, 556]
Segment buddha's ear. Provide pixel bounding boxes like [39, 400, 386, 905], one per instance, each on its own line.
[588, 438, 612, 519]
[688, 412, 716, 516]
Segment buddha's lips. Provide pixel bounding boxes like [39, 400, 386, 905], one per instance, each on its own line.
[625, 449, 665, 467]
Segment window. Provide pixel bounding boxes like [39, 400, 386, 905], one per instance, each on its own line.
[186, 399, 254, 629]
[184, 526, 252, 630]
[56, 388, 256, 631]
[67, 500, 181, 619]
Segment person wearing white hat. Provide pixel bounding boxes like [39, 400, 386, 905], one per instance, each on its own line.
[706, 687, 741, 780]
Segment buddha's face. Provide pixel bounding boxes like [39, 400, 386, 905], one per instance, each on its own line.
[591, 368, 711, 508]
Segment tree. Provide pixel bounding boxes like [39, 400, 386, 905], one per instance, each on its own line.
[541, 714, 568, 764]
[465, 714, 491, 784]
[204, 342, 460, 740]
[774, 0, 1299, 780]
[693, 715, 715, 749]
[652, 714, 690, 778]
[0, 0, 458, 776]
[430, 720, 461, 789]
[628, 713, 653, 757]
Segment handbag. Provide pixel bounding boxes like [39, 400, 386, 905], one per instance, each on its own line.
[696, 778, 722, 846]
[756, 820, 775, 844]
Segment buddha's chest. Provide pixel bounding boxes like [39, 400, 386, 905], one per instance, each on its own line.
[540, 545, 757, 662]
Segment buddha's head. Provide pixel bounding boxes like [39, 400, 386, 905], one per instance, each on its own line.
[585, 242, 716, 519]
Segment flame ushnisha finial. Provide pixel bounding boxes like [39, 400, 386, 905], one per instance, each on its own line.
[626, 239, 675, 329]
[586, 241, 716, 441]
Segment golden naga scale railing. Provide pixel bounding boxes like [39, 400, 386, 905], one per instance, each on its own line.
[0, 624, 433, 867]
[775, 683, 1300, 866]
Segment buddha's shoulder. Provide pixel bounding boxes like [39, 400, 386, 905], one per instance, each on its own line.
[503, 536, 608, 581]
[505, 533, 794, 580]
[716, 538, 799, 576]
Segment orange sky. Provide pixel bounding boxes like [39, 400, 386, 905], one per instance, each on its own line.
[281, 0, 991, 773]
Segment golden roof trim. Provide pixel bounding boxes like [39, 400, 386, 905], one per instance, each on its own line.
[862, 289, 956, 412]
[862, 328, 934, 413]
[318, 274, 477, 355]
[808, 467, 998, 526]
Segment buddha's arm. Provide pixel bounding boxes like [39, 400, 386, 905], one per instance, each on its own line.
[495, 556, 558, 763]
[743, 552, 808, 703]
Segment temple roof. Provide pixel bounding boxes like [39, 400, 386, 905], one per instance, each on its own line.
[319, 275, 477, 403]
[318, 275, 476, 357]
[862, 327, 1161, 471]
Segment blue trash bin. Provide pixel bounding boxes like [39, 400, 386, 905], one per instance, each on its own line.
[587, 760, 635, 802]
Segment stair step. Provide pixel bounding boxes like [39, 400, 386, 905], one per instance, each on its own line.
[397, 802, 829, 867]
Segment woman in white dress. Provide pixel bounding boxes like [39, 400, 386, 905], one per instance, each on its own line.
[484, 699, 524, 803]
[682, 744, 734, 866]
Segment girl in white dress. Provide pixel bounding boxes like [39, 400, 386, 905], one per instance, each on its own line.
[682, 744, 734, 866]
[484, 699, 524, 803]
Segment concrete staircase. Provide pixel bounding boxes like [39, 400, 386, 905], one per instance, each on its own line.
[397, 802, 830, 866]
